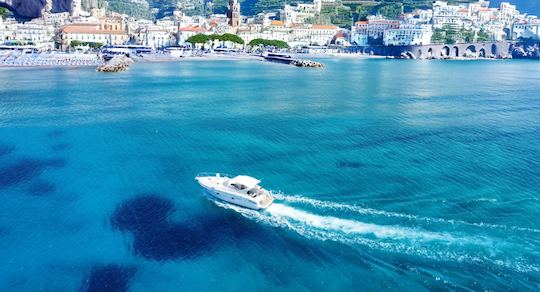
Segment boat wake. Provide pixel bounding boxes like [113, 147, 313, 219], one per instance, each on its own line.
[212, 193, 540, 273]
[272, 193, 540, 234]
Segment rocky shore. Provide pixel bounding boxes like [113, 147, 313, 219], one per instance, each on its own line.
[96, 55, 133, 72]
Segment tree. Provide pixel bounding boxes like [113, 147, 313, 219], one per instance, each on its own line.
[377, 3, 402, 19]
[186, 34, 210, 44]
[220, 33, 245, 45]
[477, 30, 491, 42]
[463, 30, 475, 43]
[355, 6, 369, 21]
[0, 7, 9, 19]
[431, 28, 445, 44]
[248, 38, 289, 49]
[70, 40, 82, 47]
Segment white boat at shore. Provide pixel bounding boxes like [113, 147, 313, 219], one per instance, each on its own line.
[195, 173, 274, 210]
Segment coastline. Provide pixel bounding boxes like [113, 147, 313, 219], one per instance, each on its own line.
[0, 51, 535, 70]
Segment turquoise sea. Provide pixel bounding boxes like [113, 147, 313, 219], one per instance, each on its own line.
[0, 58, 539, 290]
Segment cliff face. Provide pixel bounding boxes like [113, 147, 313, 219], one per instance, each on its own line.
[0, 0, 72, 18]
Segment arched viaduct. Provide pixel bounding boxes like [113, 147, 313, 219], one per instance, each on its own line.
[384, 42, 513, 59]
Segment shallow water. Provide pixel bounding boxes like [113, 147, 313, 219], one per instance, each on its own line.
[1, 59, 539, 290]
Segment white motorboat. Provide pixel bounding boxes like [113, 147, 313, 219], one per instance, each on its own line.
[195, 173, 274, 210]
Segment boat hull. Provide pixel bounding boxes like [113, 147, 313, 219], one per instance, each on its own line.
[202, 187, 264, 210]
[263, 56, 294, 64]
[196, 174, 274, 210]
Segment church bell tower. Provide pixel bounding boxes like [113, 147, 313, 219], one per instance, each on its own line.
[227, 0, 240, 27]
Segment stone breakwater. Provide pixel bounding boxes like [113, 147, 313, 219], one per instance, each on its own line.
[291, 59, 324, 68]
[96, 55, 133, 72]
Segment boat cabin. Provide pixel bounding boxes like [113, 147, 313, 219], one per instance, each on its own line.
[228, 175, 262, 197]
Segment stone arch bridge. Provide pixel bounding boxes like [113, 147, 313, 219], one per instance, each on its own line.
[384, 42, 513, 59]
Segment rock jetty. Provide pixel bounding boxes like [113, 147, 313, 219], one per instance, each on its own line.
[96, 55, 133, 72]
[291, 59, 324, 68]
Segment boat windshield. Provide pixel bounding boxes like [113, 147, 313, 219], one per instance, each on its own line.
[231, 183, 247, 190]
[247, 187, 262, 197]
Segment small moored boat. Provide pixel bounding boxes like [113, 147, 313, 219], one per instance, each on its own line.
[195, 173, 274, 210]
[262, 52, 295, 64]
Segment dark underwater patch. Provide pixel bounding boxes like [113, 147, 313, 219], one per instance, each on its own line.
[28, 181, 56, 196]
[0, 144, 15, 158]
[50, 143, 71, 152]
[111, 194, 263, 261]
[47, 129, 65, 138]
[111, 194, 223, 260]
[80, 264, 136, 292]
[111, 195, 175, 234]
[0, 158, 67, 188]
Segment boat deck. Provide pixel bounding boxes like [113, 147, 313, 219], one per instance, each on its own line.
[260, 193, 274, 208]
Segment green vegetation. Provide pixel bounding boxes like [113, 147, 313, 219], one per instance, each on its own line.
[476, 30, 491, 42]
[186, 34, 210, 44]
[186, 33, 245, 45]
[248, 38, 289, 48]
[106, 0, 480, 23]
[215, 33, 245, 44]
[0, 7, 9, 19]
[376, 3, 402, 19]
[107, 0, 153, 19]
[319, 5, 352, 28]
[355, 6, 370, 21]
[5, 40, 35, 46]
[70, 40, 104, 48]
[431, 25, 493, 44]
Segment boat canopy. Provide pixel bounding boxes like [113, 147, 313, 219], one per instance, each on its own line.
[229, 175, 260, 189]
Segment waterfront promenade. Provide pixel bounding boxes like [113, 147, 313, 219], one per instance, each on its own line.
[0, 51, 100, 67]
[0, 44, 523, 69]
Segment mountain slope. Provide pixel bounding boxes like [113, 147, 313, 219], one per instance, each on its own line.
[104, 0, 540, 19]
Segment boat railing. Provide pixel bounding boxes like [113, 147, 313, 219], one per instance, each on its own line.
[196, 172, 234, 179]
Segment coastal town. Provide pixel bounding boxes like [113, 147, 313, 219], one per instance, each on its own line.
[1, 0, 539, 66]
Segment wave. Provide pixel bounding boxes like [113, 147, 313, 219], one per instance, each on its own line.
[212, 197, 540, 273]
[272, 193, 540, 234]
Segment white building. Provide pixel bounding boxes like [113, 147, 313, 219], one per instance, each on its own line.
[512, 17, 540, 40]
[350, 17, 399, 46]
[59, 20, 129, 49]
[308, 24, 339, 46]
[432, 1, 466, 29]
[383, 24, 432, 46]
[282, 0, 321, 26]
[13, 18, 55, 47]
[0, 17, 17, 43]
